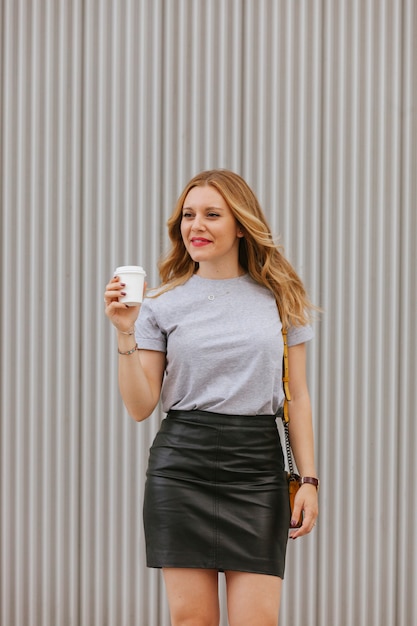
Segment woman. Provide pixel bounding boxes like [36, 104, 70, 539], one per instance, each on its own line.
[104, 169, 319, 626]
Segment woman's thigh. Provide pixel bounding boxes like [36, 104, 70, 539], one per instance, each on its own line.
[163, 568, 220, 626]
[225, 570, 282, 626]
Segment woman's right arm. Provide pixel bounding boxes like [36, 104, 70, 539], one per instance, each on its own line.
[105, 276, 165, 421]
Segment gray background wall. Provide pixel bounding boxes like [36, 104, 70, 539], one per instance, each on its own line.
[1, 1, 416, 625]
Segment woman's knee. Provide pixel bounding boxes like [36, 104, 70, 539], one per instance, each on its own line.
[171, 617, 219, 626]
[169, 602, 220, 626]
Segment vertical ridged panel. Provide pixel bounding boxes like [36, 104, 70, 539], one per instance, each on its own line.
[1, 2, 416, 625]
[1, 1, 83, 624]
[317, 2, 404, 625]
[397, 1, 417, 624]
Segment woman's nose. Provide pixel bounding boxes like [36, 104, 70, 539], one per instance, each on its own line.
[191, 216, 205, 230]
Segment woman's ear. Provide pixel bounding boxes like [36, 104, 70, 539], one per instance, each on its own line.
[237, 227, 245, 238]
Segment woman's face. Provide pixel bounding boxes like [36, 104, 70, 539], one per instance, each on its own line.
[180, 185, 244, 275]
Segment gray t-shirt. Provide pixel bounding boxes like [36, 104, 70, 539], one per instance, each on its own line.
[135, 273, 313, 416]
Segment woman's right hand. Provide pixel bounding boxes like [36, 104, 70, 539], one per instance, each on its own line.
[104, 276, 142, 333]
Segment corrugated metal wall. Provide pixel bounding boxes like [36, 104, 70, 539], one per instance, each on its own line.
[1, 1, 416, 625]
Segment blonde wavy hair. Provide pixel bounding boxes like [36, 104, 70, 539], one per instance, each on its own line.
[156, 169, 314, 328]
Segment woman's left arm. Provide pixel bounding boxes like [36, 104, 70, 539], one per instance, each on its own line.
[287, 342, 319, 538]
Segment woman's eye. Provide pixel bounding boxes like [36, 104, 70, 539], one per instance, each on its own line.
[182, 211, 220, 219]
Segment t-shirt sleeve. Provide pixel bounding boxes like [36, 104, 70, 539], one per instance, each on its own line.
[287, 323, 314, 346]
[135, 297, 166, 353]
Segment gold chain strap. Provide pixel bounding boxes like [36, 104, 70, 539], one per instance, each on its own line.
[281, 328, 298, 478]
[282, 328, 291, 424]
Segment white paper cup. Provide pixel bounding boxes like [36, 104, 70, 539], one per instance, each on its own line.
[115, 265, 146, 306]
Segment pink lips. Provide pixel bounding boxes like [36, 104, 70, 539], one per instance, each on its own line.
[191, 238, 211, 247]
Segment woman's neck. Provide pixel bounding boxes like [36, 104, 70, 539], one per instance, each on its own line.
[196, 263, 245, 280]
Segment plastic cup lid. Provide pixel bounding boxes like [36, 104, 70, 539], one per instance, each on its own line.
[115, 266, 146, 275]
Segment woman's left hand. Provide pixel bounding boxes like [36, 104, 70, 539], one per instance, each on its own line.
[289, 483, 319, 539]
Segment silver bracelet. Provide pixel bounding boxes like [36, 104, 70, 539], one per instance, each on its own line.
[118, 343, 138, 356]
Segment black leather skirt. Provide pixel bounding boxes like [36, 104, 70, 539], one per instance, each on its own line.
[143, 410, 290, 578]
